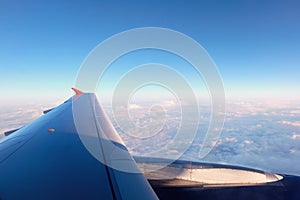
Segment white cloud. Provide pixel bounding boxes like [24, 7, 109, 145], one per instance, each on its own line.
[128, 104, 142, 109]
[244, 140, 253, 145]
[224, 137, 237, 143]
[291, 133, 300, 140]
[162, 100, 176, 107]
[280, 121, 300, 127]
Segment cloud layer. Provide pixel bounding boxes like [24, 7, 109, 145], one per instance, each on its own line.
[1, 98, 300, 176]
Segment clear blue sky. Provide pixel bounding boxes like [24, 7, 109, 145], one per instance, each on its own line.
[0, 0, 299, 102]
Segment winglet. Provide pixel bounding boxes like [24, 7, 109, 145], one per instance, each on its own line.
[71, 88, 84, 100]
[72, 88, 83, 95]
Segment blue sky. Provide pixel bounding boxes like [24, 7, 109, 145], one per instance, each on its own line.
[0, 0, 299, 102]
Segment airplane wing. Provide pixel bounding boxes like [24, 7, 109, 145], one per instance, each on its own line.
[0, 91, 158, 200]
[1, 90, 300, 200]
[134, 156, 300, 200]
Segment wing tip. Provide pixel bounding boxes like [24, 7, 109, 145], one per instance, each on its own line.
[71, 88, 84, 95]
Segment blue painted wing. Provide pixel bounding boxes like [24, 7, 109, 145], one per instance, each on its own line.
[0, 93, 158, 200]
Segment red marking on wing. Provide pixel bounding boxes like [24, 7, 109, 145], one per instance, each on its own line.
[71, 88, 84, 100]
[71, 88, 83, 95]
